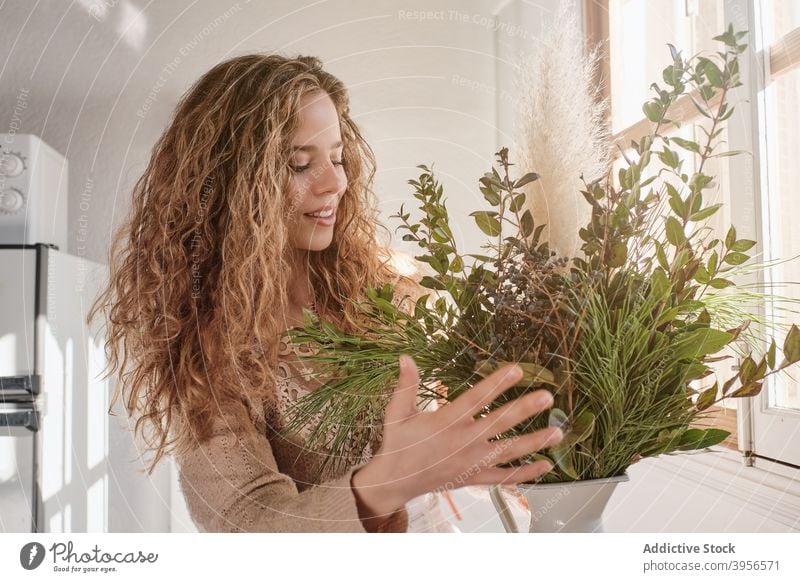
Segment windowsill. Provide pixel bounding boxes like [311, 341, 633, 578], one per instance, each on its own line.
[645, 447, 800, 529]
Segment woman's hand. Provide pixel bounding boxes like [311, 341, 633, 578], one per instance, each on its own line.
[351, 354, 562, 520]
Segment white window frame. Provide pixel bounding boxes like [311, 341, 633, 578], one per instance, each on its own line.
[599, 0, 800, 469]
[732, 0, 800, 468]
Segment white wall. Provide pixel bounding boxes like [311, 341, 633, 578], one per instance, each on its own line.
[0, 0, 520, 265]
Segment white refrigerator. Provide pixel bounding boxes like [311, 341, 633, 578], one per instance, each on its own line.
[1, 135, 172, 533]
[0, 245, 172, 532]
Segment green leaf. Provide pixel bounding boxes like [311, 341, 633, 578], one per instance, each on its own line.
[767, 338, 777, 369]
[643, 101, 663, 122]
[725, 225, 737, 248]
[694, 266, 711, 284]
[550, 443, 579, 480]
[561, 410, 595, 447]
[480, 186, 501, 206]
[670, 136, 701, 154]
[659, 147, 681, 169]
[689, 203, 723, 222]
[677, 428, 729, 450]
[431, 226, 449, 243]
[581, 190, 602, 209]
[703, 59, 724, 88]
[722, 375, 739, 396]
[784, 324, 800, 364]
[708, 278, 734, 289]
[713, 24, 737, 47]
[665, 216, 687, 246]
[656, 306, 682, 327]
[667, 42, 680, 60]
[548, 408, 569, 431]
[739, 355, 757, 385]
[509, 193, 525, 212]
[413, 293, 431, 317]
[655, 241, 669, 271]
[419, 276, 447, 291]
[690, 189, 705, 213]
[699, 84, 716, 101]
[481, 175, 504, 189]
[731, 239, 756, 252]
[474, 360, 556, 387]
[696, 308, 711, 325]
[724, 252, 749, 265]
[689, 96, 711, 118]
[673, 328, 733, 360]
[423, 254, 447, 275]
[470, 211, 502, 236]
[729, 382, 763, 398]
[673, 248, 690, 271]
[709, 149, 745, 158]
[514, 172, 539, 188]
[696, 383, 718, 411]
[516, 362, 556, 387]
[520, 209, 534, 238]
[725, 320, 750, 342]
[466, 253, 494, 262]
[668, 185, 687, 218]
[650, 267, 671, 300]
[708, 250, 719, 273]
[373, 297, 399, 318]
[607, 242, 627, 267]
[683, 362, 711, 381]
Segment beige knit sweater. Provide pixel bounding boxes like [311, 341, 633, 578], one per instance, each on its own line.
[176, 264, 437, 533]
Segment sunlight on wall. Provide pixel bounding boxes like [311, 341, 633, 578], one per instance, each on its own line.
[41, 323, 65, 501]
[118, 1, 147, 51]
[77, 0, 147, 51]
[87, 334, 109, 470]
[0, 333, 17, 377]
[86, 475, 108, 532]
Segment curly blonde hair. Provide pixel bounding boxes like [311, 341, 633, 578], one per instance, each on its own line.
[88, 54, 406, 475]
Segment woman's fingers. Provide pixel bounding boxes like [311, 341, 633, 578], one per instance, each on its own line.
[474, 389, 555, 438]
[446, 364, 523, 422]
[483, 427, 563, 467]
[466, 459, 555, 486]
[385, 354, 421, 422]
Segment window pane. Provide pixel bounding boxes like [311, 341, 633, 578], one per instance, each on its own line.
[609, 0, 725, 134]
[762, 65, 800, 411]
[767, 1, 800, 44]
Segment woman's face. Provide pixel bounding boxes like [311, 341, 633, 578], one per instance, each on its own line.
[286, 90, 348, 252]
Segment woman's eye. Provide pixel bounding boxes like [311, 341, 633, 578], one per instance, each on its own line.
[290, 160, 344, 173]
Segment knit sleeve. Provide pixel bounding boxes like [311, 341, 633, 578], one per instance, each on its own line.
[175, 403, 409, 533]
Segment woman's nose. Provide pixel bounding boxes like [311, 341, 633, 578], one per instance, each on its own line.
[312, 161, 346, 195]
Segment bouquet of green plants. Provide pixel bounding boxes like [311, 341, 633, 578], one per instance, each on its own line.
[282, 24, 800, 482]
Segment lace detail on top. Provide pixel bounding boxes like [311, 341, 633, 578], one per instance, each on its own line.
[275, 335, 377, 459]
[273, 273, 429, 468]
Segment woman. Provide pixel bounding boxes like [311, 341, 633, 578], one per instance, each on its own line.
[89, 54, 563, 533]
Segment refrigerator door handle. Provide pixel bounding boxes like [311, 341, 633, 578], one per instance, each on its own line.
[0, 408, 40, 432]
[0, 374, 41, 400]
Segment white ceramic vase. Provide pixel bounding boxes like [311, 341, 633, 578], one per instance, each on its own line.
[493, 474, 629, 532]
